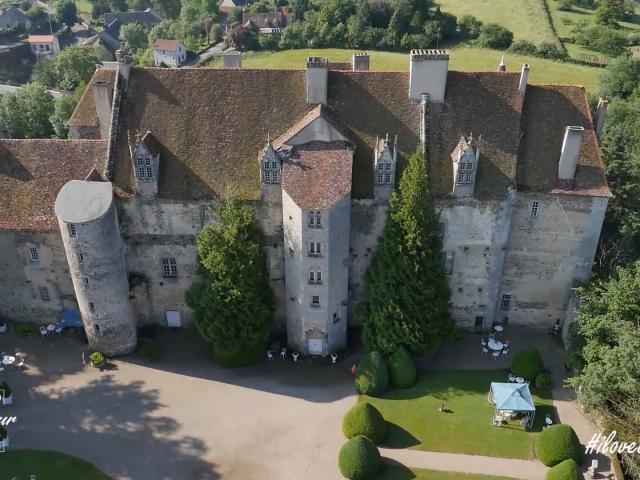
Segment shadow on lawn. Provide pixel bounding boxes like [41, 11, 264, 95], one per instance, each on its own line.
[384, 422, 420, 449]
[376, 459, 416, 479]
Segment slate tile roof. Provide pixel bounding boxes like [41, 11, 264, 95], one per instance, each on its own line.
[0, 140, 108, 231]
[69, 64, 607, 203]
[282, 141, 354, 210]
[519, 85, 610, 197]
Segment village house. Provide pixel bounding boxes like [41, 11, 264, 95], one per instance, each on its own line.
[242, 11, 292, 37]
[0, 50, 609, 356]
[0, 6, 31, 31]
[153, 39, 187, 67]
[27, 34, 60, 61]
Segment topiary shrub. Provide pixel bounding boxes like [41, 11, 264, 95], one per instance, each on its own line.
[354, 351, 389, 396]
[535, 424, 583, 467]
[511, 348, 544, 380]
[338, 435, 381, 480]
[535, 371, 553, 390]
[545, 458, 582, 480]
[89, 352, 106, 367]
[342, 402, 387, 444]
[388, 346, 417, 388]
[17, 323, 39, 337]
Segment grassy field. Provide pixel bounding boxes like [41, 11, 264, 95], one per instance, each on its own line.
[75, 0, 92, 15]
[437, 0, 558, 44]
[378, 466, 516, 480]
[206, 47, 603, 92]
[0, 449, 110, 479]
[363, 370, 554, 460]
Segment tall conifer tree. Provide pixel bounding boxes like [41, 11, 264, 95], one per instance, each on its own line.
[361, 147, 451, 353]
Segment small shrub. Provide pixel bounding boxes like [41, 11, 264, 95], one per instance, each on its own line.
[557, 0, 576, 12]
[537, 42, 568, 60]
[546, 459, 582, 480]
[89, 352, 106, 366]
[338, 435, 381, 480]
[477, 23, 514, 50]
[535, 371, 553, 389]
[354, 351, 389, 396]
[388, 346, 417, 388]
[535, 424, 583, 467]
[511, 348, 544, 380]
[139, 343, 160, 362]
[17, 323, 39, 336]
[342, 402, 387, 444]
[0, 381, 11, 398]
[458, 14, 482, 39]
[0, 426, 6, 440]
[509, 40, 538, 56]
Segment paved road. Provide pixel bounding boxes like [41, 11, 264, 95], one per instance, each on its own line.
[0, 83, 64, 99]
[183, 42, 225, 67]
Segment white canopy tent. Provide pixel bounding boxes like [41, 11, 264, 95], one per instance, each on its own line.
[488, 382, 536, 429]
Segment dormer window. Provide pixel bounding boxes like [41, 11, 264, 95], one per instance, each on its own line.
[262, 159, 279, 184]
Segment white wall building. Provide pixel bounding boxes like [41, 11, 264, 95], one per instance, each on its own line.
[153, 39, 186, 67]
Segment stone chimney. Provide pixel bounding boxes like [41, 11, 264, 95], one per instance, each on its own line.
[306, 57, 328, 105]
[498, 55, 506, 72]
[92, 79, 113, 140]
[223, 50, 242, 69]
[115, 49, 132, 91]
[558, 126, 584, 180]
[518, 64, 530, 94]
[409, 49, 449, 103]
[352, 52, 370, 71]
[595, 97, 609, 139]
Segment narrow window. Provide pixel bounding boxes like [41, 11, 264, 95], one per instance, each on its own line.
[137, 158, 144, 166]
[77, 252, 84, 263]
[316, 271, 322, 284]
[94, 324, 100, 335]
[457, 169, 464, 183]
[271, 161, 277, 170]
[444, 252, 454, 275]
[377, 162, 384, 171]
[146, 167, 153, 179]
[137, 166, 145, 179]
[385, 162, 391, 172]
[309, 271, 315, 284]
[68, 224, 77, 237]
[384, 172, 391, 183]
[530, 201, 540, 217]
[264, 171, 271, 183]
[460, 163, 465, 170]
[377, 172, 384, 183]
[272, 170, 279, 182]
[39, 286, 50, 301]
[263, 161, 269, 171]
[312, 295, 320, 306]
[465, 172, 472, 183]
[501, 294, 511, 311]
[315, 211, 321, 227]
[145, 157, 151, 166]
[29, 247, 39, 262]
[83, 277, 89, 287]
[162, 257, 178, 277]
[89, 302, 95, 312]
[307, 211, 315, 227]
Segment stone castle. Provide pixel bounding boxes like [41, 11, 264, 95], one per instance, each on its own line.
[0, 50, 610, 356]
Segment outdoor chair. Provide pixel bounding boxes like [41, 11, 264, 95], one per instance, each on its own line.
[588, 459, 598, 478]
[39, 327, 47, 338]
[508, 373, 516, 382]
[480, 337, 486, 346]
[493, 415, 503, 426]
[502, 348, 509, 356]
[266, 351, 273, 361]
[14, 349, 20, 357]
[482, 347, 489, 356]
[504, 340, 510, 347]
[0, 367, 4, 375]
[55, 326, 63, 335]
[14, 358, 24, 369]
[492, 351, 500, 360]
[280, 348, 286, 360]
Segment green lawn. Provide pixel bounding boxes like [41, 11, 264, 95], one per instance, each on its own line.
[0, 450, 110, 479]
[208, 47, 602, 92]
[437, 0, 558, 44]
[76, 0, 92, 15]
[378, 465, 516, 480]
[363, 370, 554, 460]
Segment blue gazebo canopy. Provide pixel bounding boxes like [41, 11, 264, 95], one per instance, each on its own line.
[489, 382, 535, 412]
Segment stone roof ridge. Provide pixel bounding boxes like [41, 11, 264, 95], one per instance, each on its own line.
[140, 130, 161, 155]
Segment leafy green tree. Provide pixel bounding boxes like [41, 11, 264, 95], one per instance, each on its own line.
[360, 148, 452, 353]
[249, 0, 273, 13]
[599, 55, 640, 100]
[477, 23, 513, 49]
[186, 195, 274, 367]
[54, 0, 77, 26]
[568, 261, 640, 409]
[34, 45, 101, 92]
[595, 0, 624, 26]
[50, 87, 83, 138]
[151, 0, 181, 19]
[227, 24, 259, 50]
[457, 14, 482, 39]
[120, 22, 148, 53]
[0, 83, 55, 138]
[128, 0, 150, 10]
[91, 0, 111, 20]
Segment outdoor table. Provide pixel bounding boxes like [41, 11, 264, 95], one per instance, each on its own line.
[516, 377, 524, 383]
[2, 356, 15, 366]
[487, 339, 503, 351]
[494, 325, 504, 333]
[46, 324, 55, 332]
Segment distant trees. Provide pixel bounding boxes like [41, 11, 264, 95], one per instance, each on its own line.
[0, 84, 55, 139]
[360, 148, 452, 354]
[120, 22, 148, 53]
[33, 45, 101, 92]
[477, 23, 513, 50]
[151, 0, 181, 19]
[595, 0, 625, 26]
[54, 0, 77, 26]
[227, 24, 259, 51]
[50, 88, 83, 138]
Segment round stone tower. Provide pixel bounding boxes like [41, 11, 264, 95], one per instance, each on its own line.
[55, 180, 137, 356]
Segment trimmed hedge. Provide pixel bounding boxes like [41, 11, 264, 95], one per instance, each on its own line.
[511, 348, 544, 380]
[535, 371, 553, 390]
[535, 424, 583, 467]
[388, 346, 417, 388]
[355, 351, 389, 396]
[342, 402, 387, 444]
[545, 459, 582, 480]
[338, 435, 381, 480]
